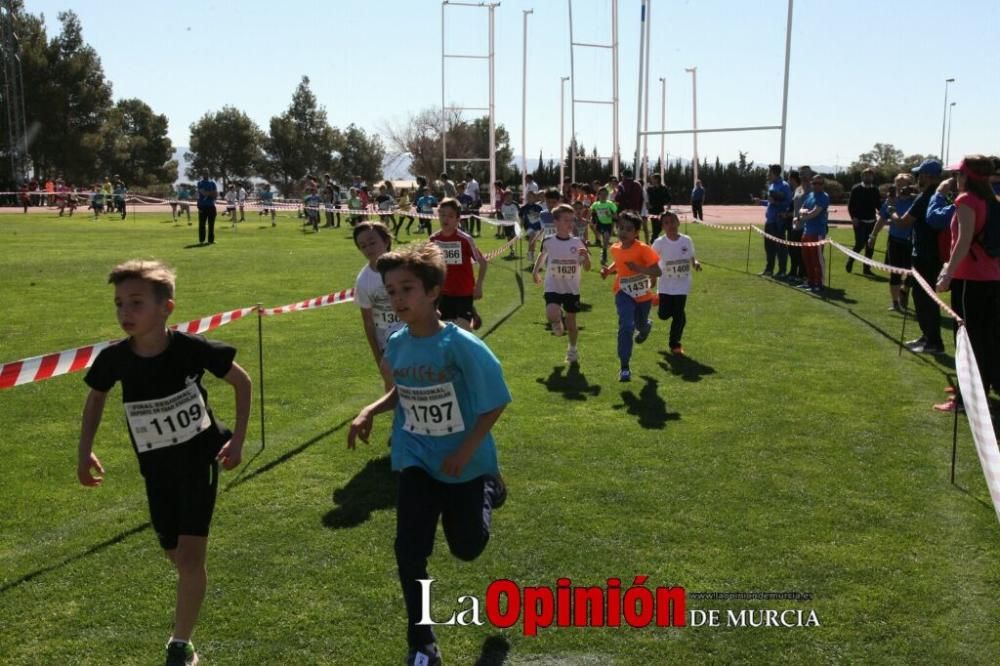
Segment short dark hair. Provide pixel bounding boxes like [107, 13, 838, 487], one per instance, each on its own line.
[544, 188, 561, 199]
[622, 168, 634, 178]
[617, 211, 642, 232]
[769, 164, 782, 175]
[352, 221, 392, 250]
[376, 242, 446, 293]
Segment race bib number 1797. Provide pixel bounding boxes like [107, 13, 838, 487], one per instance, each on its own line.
[397, 382, 466, 436]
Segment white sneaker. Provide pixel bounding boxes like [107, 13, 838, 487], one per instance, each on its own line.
[566, 347, 578, 364]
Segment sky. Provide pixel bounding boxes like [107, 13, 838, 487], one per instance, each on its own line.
[26, 0, 1000, 172]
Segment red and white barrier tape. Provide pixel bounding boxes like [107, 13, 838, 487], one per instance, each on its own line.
[483, 233, 521, 261]
[955, 326, 1000, 523]
[259, 289, 355, 316]
[0, 306, 254, 390]
[753, 225, 831, 248]
[691, 219, 757, 232]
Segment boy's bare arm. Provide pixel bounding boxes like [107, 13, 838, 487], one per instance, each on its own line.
[441, 404, 506, 478]
[349, 361, 400, 449]
[474, 251, 489, 299]
[78, 389, 108, 486]
[217, 362, 252, 470]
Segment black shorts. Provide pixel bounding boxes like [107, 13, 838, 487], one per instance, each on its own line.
[439, 294, 475, 322]
[596, 224, 614, 237]
[544, 291, 582, 313]
[886, 236, 913, 286]
[141, 439, 224, 550]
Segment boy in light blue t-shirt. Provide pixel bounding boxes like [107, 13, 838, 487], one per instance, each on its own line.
[348, 241, 509, 666]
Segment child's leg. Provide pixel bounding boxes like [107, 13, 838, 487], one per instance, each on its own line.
[601, 230, 611, 264]
[441, 474, 500, 562]
[615, 291, 637, 368]
[669, 295, 687, 348]
[546, 302, 564, 335]
[565, 311, 578, 347]
[395, 468, 443, 650]
[167, 535, 209, 642]
[633, 299, 652, 338]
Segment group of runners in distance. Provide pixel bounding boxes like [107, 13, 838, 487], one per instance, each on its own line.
[68, 153, 999, 666]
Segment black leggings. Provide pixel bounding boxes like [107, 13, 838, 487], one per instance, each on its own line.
[657, 294, 688, 347]
[691, 202, 704, 220]
[950, 279, 1000, 397]
[395, 467, 498, 648]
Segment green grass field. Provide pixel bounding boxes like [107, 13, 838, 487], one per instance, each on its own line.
[1, 209, 998, 665]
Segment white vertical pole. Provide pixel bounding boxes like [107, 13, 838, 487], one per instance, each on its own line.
[778, 0, 793, 173]
[611, 0, 620, 178]
[642, 0, 652, 182]
[522, 9, 532, 199]
[633, 1, 646, 174]
[946, 102, 956, 165]
[685, 66, 699, 187]
[441, 2, 447, 175]
[940, 78, 954, 160]
[560, 76, 569, 192]
[659, 76, 666, 182]
[488, 4, 497, 206]
[567, 0, 577, 183]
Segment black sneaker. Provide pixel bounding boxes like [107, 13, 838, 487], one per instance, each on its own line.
[845, 259, 854, 273]
[923, 342, 946, 354]
[634, 320, 652, 344]
[487, 474, 507, 510]
[758, 269, 773, 277]
[775, 272, 787, 281]
[165, 640, 198, 666]
[904, 336, 927, 351]
[406, 642, 442, 666]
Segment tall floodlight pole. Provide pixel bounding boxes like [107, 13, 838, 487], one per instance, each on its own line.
[659, 76, 666, 181]
[560, 75, 569, 190]
[685, 66, 699, 186]
[488, 3, 496, 206]
[940, 77, 955, 160]
[522, 9, 533, 199]
[641, 0, 652, 182]
[611, 0, 619, 177]
[778, 0, 793, 173]
[441, 3, 447, 173]
[633, 1, 647, 174]
[567, 0, 577, 182]
[946, 101, 956, 165]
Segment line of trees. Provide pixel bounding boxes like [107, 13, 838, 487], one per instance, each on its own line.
[185, 77, 386, 196]
[1, 6, 176, 189]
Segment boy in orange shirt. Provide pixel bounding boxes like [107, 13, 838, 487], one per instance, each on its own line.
[600, 212, 662, 381]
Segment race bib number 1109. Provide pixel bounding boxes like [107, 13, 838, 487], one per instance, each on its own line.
[125, 383, 212, 453]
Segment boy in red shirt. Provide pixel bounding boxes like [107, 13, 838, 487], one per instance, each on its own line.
[429, 198, 488, 331]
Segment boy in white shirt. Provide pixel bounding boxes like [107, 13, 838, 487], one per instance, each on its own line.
[651, 212, 701, 355]
[532, 203, 591, 364]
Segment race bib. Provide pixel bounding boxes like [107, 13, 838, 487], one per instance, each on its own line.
[124, 383, 212, 453]
[397, 383, 465, 436]
[549, 260, 578, 277]
[663, 260, 691, 277]
[437, 241, 463, 265]
[374, 306, 401, 329]
[542, 223, 557, 239]
[620, 274, 652, 298]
